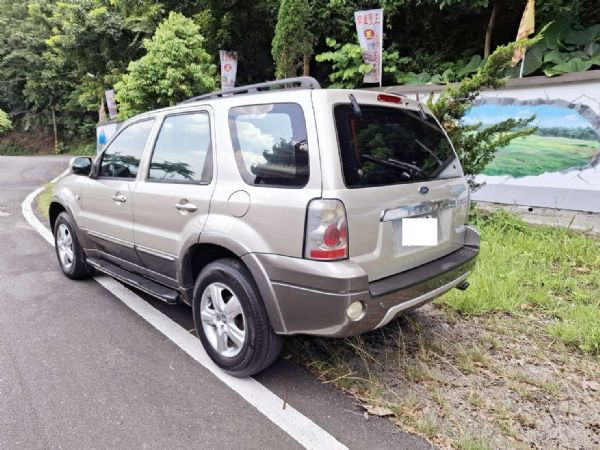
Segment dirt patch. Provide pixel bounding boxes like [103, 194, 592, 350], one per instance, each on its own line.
[287, 305, 600, 449]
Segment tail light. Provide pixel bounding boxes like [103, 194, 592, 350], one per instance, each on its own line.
[304, 199, 348, 261]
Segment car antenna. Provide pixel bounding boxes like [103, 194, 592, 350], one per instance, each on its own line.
[349, 94, 362, 116]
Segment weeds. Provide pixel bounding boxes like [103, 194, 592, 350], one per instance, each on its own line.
[439, 209, 600, 354]
[456, 432, 493, 450]
[414, 414, 440, 438]
[457, 345, 489, 373]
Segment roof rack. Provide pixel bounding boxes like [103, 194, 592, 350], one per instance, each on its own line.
[180, 76, 321, 103]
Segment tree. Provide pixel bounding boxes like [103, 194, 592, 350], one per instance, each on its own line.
[315, 38, 412, 88]
[272, 0, 314, 78]
[427, 35, 543, 177]
[0, 0, 49, 112]
[115, 12, 218, 119]
[0, 109, 11, 134]
[193, 0, 279, 85]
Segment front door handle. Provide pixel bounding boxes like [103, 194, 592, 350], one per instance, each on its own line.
[175, 199, 198, 213]
[112, 192, 127, 203]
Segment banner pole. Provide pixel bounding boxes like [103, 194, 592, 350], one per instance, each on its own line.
[379, 11, 384, 87]
[519, 50, 526, 78]
[379, 50, 383, 88]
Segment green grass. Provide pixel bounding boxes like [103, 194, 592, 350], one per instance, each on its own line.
[36, 183, 53, 219]
[482, 134, 598, 177]
[439, 209, 600, 354]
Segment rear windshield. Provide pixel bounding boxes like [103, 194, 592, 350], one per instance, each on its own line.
[334, 104, 460, 188]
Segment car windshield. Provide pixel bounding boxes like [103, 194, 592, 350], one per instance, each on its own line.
[334, 104, 461, 188]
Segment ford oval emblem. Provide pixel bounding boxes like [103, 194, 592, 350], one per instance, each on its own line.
[419, 186, 429, 195]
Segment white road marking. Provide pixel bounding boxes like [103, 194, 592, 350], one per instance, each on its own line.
[21, 170, 67, 245]
[21, 179, 348, 450]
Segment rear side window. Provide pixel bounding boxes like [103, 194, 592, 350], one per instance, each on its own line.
[148, 112, 212, 183]
[334, 105, 461, 188]
[228, 103, 309, 187]
[99, 119, 154, 179]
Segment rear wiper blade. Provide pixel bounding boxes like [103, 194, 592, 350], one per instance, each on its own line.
[361, 154, 424, 175]
[415, 139, 442, 166]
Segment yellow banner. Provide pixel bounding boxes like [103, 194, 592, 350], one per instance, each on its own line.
[512, 0, 535, 65]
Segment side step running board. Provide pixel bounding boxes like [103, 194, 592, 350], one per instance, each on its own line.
[87, 258, 179, 305]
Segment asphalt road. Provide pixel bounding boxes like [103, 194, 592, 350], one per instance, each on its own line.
[0, 155, 431, 450]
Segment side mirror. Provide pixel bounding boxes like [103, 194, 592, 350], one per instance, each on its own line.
[70, 156, 92, 176]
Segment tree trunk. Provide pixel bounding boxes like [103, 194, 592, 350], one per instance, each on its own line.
[303, 52, 310, 76]
[484, 3, 499, 59]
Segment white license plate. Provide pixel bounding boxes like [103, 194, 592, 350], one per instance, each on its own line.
[402, 218, 438, 246]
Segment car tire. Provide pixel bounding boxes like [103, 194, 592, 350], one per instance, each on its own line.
[192, 258, 282, 377]
[54, 212, 93, 280]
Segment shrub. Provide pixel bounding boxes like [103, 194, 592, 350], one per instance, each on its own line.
[115, 12, 218, 119]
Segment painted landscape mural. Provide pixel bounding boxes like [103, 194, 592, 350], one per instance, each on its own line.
[464, 104, 599, 177]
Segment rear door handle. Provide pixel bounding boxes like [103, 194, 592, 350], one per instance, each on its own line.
[112, 192, 127, 203]
[175, 199, 198, 213]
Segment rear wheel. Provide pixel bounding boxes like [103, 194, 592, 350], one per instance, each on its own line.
[54, 212, 92, 280]
[192, 258, 282, 377]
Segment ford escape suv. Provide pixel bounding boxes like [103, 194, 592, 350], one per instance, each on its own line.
[50, 77, 479, 377]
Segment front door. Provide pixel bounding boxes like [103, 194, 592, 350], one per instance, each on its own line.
[78, 119, 155, 265]
[132, 109, 215, 279]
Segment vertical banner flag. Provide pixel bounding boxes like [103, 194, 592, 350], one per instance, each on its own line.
[105, 89, 118, 120]
[219, 50, 238, 90]
[354, 9, 384, 86]
[512, 0, 535, 66]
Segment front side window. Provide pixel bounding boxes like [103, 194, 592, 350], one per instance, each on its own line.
[148, 112, 212, 183]
[228, 103, 309, 187]
[334, 105, 461, 188]
[99, 119, 154, 179]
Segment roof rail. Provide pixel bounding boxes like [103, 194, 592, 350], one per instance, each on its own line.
[180, 76, 321, 103]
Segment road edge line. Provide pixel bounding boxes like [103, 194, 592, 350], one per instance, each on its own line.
[21, 178, 348, 450]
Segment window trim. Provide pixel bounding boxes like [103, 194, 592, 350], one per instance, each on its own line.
[332, 102, 461, 190]
[96, 117, 156, 181]
[144, 110, 214, 186]
[228, 102, 310, 189]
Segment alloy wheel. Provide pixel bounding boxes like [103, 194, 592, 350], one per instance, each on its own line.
[200, 282, 246, 357]
[56, 223, 74, 270]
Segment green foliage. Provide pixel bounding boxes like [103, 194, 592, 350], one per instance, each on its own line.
[396, 54, 485, 85]
[428, 36, 543, 176]
[512, 20, 600, 77]
[315, 38, 411, 88]
[115, 12, 218, 119]
[272, 0, 314, 79]
[316, 37, 489, 87]
[0, 108, 11, 134]
[19, 0, 162, 137]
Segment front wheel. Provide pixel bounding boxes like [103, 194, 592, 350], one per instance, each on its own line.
[54, 212, 92, 280]
[192, 258, 282, 377]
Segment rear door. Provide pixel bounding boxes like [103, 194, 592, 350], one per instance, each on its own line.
[315, 90, 470, 281]
[78, 118, 155, 264]
[132, 109, 215, 280]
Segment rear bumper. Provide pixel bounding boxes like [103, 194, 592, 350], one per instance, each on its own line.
[248, 225, 480, 337]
